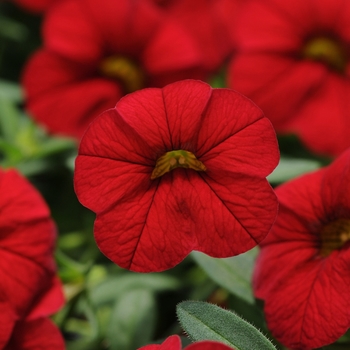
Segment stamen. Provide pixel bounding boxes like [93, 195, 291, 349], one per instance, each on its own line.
[151, 150, 206, 180]
[303, 36, 347, 73]
[99, 56, 145, 93]
[319, 219, 350, 257]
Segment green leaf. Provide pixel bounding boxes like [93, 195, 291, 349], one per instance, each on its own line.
[0, 80, 23, 102]
[177, 301, 276, 350]
[107, 289, 156, 350]
[0, 98, 21, 142]
[268, 156, 321, 184]
[90, 273, 180, 306]
[191, 248, 257, 304]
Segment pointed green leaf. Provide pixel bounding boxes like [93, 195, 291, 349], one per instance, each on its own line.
[191, 248, 257, 304]
[177, 301, 276, 350]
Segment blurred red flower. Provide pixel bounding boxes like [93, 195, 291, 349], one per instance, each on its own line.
[22, 0, 207, 138]
[228, 0, 350, 156]
[254, 149, 350, 349]
[150, 0, 242, 74]
[4, 277, 65, 349]
[74, 80, 279, 272]
[139, 335, 234, 350]
[0, 168, 65, 347]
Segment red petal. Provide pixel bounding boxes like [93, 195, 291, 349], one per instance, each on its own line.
[0, 169, 58, 318]
[196, 88, 279, 177]
[27, 276, 65, 320]
[229, 53, 327, 129]
[321, 148, 350, 212]
[22, 51, 122, 138]
[186, 341, 234, 350]
[285, 75, 350, 156]
[161, 80, 212, 149]
[43, 0, 103, 62]
[139, 335, 181, 349]
[116, 80, 212, 152]
[5, 318, 65, 350]
[75, 109, 154, 214]
[0, 303, 16, 348]
[142, 19, 201, 75]
[83, 0, 161, 55]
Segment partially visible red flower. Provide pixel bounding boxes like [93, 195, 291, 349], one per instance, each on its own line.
[139, 335, 234, 350]
[4, 277, 65, 349]
[5, 317, 65, 350]
[0, 168, 65, 346]
[74, 79, 279, 272]
[10, 0, 57, 13]
[150, 0, 242, 74]
[22, 0, 208, 138]
[254, 148, 350, 349]
[228, 0, 350, 156]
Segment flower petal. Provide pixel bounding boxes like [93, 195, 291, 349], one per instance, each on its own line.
[0, 169, 57, 318]
[22, 51, 122, 138]
[75, 109, 154, 214]
[138, 335, 181, 349]
[5, 318, 65, 350]
[196, 88, 279, 177]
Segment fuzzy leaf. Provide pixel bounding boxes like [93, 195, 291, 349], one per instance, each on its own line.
[177, 301, 276, 350]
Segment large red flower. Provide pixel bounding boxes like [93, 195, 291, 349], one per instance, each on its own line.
[74, 80, 279, 272]
[228, 0, 350, 156]
[22, 0, 206, 138]
[254, 148, 350, 349]
[139, 335, 234, 350]
[0, 168, 65, 346]
[150, 0, 241, 74]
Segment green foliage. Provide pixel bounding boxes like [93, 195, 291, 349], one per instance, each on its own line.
[191, 248, 257, 304]
[177, 301, 276, 350]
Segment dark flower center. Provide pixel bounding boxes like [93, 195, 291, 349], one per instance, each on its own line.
[99, 56, 145, 93]
[302, 36, 348, 73]
[151, 150, 206, 180]
[319, 218, 350, 257]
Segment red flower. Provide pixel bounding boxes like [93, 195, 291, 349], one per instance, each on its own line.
[150, 0, 241, 74]
[254, 148, 350, 349]
[5, 317, 65, 350]
[228, 0, 350, 156]
[139, 335, 234, 350]
[0, 168, 65, 346]
[74, 80, 279, 272]
[4, 277, 65, 349]
[22, 0, 206, 138]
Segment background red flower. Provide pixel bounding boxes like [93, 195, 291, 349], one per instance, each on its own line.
[150, 0, 241, 74]
[0, 168, 65, 347]
[254, 148, 350, 349]
[74, 80, 279, 272]
[228, 0, 350, 156]
[22, 0, 207, 138]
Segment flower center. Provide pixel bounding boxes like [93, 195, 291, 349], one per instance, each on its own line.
[302, 36, 347, 73]
[99, 56, 145, 93]
[151, 150, 206, 180]
[319, 219, 350, 257]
